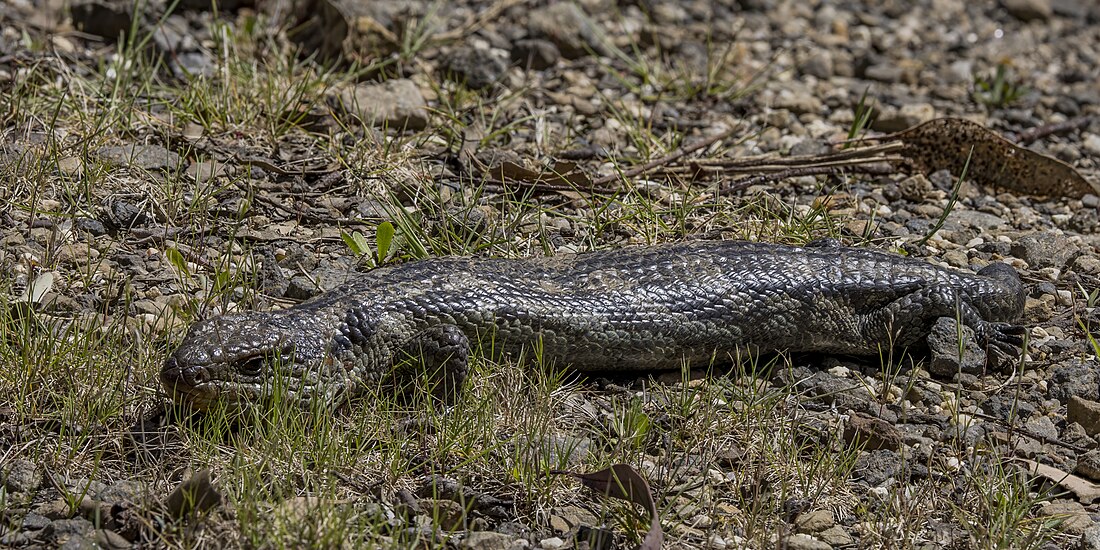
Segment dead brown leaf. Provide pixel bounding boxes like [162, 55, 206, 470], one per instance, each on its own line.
[554, 464, 663, 550]
[890, 117, 1099, 198]
[162, 469, 223, 520]
[1016, 458, 1100, 504]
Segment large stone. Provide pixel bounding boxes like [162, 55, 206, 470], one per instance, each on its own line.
[927, 318, 986, 377]
[1010, 232, 1079, 269]
[794, 510, 835, 533]
[1069, 396, 1100, 437]
[853, 449, 903, 486]
[844, 412, 904, 451]
[442, 46, 508, 90]
[784, 533, 831, 550]
[528, 3, 610, 59]
[1001, 0, 1052, 21]
[1038, 500, 1092, 535]
[340, 79, 428, 131]
[457, 531, 527, 550]
[1076, 450, 1100, 481]
[1, 458, 42, 493]
[96, 144, 183, 171]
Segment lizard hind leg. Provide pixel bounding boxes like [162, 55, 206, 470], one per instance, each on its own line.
[392, 324, 471, 404]
[860, 285, 1024, 360]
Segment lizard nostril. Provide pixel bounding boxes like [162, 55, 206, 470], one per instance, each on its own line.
[186, 366, 210, 385]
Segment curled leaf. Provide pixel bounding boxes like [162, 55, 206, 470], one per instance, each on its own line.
[1015, 458, 1100, 504]
[554, 464, 663, 550]
[162, 469, 223, 520]
[18, 272, 55, 303]
[890, 118, 1099, 198]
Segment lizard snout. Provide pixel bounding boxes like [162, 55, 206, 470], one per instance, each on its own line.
[161, 357, 211, 391]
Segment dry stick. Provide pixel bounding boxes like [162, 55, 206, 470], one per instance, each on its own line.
[662, 155, 904, 179]
[693, 141, 906, 168]
[705, 155, 907, 174]
[480, 176, 620, 195]
[435, 0, 529, 42]
[590, 126, 738, 186]
[1013, 115, 1095, 146]
[721, 163, 896, 195]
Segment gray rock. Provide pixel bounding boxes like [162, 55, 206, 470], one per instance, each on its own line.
[548, 505, 599, 533]
[818, 525, 854, 546]
[1083, 134, 1100, 157]
[1082, 523, 1100, 550]
[795, 509, 835, 533]
[96, 480, 145, 504]
[93, 529, 132, 549]
[74, 217, 107, 236]
[1069, 396, 1100, 437]
[1051, 0, 1089, 18]
[952, 210, 1007, 231]
[1024, 415, 1058, 441]
[927, 318, 986, 377]
[511, 39, 560, 70]
[22, 512, 51, 531]
[853, 449, 903, 486]
[1076, 450, 1100, 481]
[457, 531, 527, 550]
[784, 533, 831, 550]
[442, 46, 508, 90]
[795, 371, 873, 411]
[528, 3, 610, 59]
[96, 144, 183, 171]
[340, 79, 428, 131]
[774, 90, 823, 115]
[864, 63, 904, 84]
[44, 517, 95, 541]
[943, 60, 974, 86]
[1038, 500, 1092, 535]
[898, 174, 933, 201]
[2, 458, 42, 493]
[871, 103, 935, 133]
[1001, 0, 1052, 21]
[0, 531, 29, 547]
[1010, 232, 1079, 269]
[800, 51, 833, 79]
[980, 394, 1036, 421]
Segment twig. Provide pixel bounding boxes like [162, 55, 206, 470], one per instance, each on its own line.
[1012, 115, 1095, 146]
[694, 142, 905, 168]
[721, 163, 895, 195]
[591, 126, 738, 186]
[434, 0, 530, 42]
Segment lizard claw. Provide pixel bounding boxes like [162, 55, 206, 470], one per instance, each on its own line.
[987, 323, 1027, 348]
[982, 323, 1027, 369]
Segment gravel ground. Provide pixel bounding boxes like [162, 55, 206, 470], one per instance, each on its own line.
[2, 0, 1100, 548]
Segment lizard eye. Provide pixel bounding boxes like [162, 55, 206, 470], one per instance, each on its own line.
[239, 356, 266, 377]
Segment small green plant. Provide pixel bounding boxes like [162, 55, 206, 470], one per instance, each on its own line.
[341, 221, 395, 267]
[972, 62, 1028, 109]
[844, 86, 876, 147]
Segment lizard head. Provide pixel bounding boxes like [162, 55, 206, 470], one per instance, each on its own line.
[161, 312, 340, 412]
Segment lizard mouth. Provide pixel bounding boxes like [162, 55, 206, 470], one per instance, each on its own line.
[161, 357, 237, 411]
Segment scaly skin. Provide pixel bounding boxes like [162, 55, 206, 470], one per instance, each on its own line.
[161, 240, 1026, 410]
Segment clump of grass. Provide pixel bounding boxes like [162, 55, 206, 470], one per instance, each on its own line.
[844, 87, 876, 147]
[972, 62, 1028, 109]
